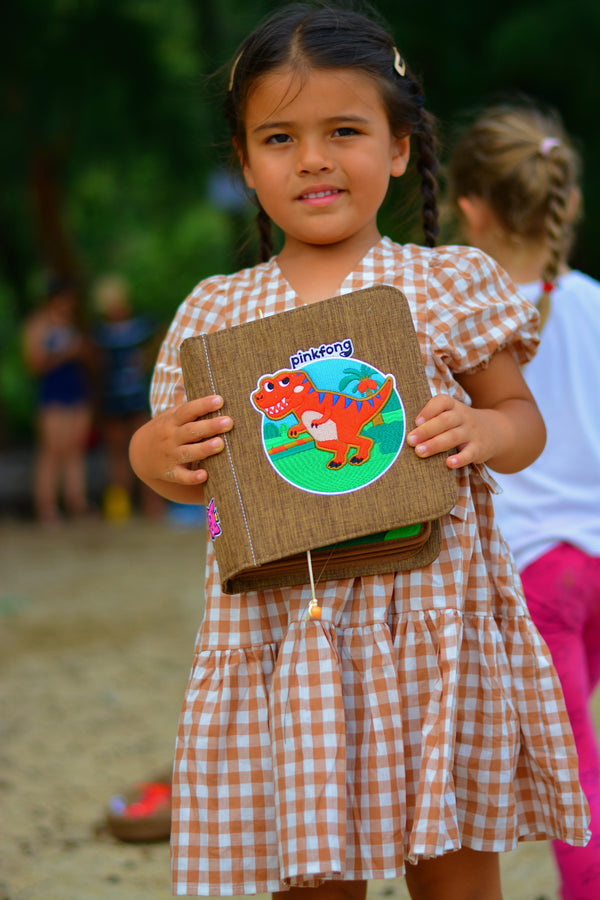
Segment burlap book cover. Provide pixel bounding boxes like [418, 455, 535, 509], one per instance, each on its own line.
[180, 285, 457, 593]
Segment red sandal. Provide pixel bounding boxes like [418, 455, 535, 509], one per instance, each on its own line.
[106, 778, 172, 842]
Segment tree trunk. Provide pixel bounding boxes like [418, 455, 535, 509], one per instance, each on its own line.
[28, 147, 80, 284]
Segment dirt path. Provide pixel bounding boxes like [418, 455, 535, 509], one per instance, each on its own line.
[0, 517, 586, 899]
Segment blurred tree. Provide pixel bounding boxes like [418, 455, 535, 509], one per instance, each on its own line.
[0, 0, 598, 445]
[0, 0, 221, 440]
[375, 0, 600, 272]
[2, 1, 171, 310]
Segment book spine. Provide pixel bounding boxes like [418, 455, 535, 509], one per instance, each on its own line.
[199, 335, 258, 569]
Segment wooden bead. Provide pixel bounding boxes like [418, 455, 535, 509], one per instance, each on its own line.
[309, 605, 322, 619]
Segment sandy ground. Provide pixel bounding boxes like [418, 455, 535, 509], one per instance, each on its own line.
[1, 514, 594, 900]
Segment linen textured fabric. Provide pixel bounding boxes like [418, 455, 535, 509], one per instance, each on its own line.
[151, 238, 590, 896]
[180, 286, 457, 592]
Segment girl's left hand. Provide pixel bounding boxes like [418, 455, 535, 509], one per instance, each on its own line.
[407, 394, 489, 469]
[406, 348, 546, 474]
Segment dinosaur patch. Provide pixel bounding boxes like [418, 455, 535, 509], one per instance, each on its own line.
[250, 356, 405, 495]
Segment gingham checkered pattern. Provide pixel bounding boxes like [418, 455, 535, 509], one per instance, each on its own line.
[152, 240, 590, 896]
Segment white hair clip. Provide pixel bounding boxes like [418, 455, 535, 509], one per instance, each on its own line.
[393, 47, 406, 78]
[228, 52, 243, 92]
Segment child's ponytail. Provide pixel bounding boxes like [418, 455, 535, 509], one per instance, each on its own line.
[446, 103, 581, 325]
[538, 144, 574, 324]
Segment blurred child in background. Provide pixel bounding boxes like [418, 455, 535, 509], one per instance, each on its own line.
[93, 274, 163, 521]
[23, 275, 94, 525]
[447, 100, 600, 900]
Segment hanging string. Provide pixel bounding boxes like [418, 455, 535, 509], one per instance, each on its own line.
[305, 549, 322, 620]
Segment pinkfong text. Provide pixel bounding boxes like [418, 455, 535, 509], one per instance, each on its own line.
[289, 339, 354, 369]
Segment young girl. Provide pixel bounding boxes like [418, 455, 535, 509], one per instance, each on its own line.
[447, 102, 600, 900]
[130, 5, 590, 898]
[23, 275, 94, 524]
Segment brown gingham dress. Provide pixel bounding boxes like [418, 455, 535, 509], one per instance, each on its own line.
[151, 239, 590, 896]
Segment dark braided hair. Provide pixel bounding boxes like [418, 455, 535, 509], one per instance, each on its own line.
[256, 204, 273, 265]
[224, 1, 440, 261]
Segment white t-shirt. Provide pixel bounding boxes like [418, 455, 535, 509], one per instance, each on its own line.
[493, 269, 600, 571]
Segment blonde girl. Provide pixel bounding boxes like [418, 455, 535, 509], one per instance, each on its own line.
[447, 101, 600, 900]
[130, 6, 589, 899]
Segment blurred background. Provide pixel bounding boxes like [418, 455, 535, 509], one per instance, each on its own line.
[1, 0, 599, 516]
[1, 4, 599, 898]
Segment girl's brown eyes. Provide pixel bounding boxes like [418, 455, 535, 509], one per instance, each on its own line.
[263, 127, 361, 145]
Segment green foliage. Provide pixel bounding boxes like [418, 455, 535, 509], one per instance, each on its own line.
[364, 421, 406, 455]
[264, 422, 280, 440]
[338, 365, 379, 394]
[1, 0, 599, 442]
[0, 282, 35, 441]
[0, 343, 35, 441]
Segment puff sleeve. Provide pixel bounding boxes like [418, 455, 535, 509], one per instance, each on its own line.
[424, 246, 540, 376]
[150, 276, 229, 415]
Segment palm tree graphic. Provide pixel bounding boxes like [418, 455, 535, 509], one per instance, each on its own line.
[339, 364, 385, 426]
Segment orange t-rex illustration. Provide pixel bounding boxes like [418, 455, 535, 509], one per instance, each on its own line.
[251, 368, 394, 469]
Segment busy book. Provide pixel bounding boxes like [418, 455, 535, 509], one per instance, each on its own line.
[180, 285, 457, 593]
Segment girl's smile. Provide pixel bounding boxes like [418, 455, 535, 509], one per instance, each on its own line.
[240, 66, 410, 259]
[297, 185, 345, 206]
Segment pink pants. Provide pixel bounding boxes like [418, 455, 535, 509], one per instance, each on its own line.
[521, 543, 600, 900]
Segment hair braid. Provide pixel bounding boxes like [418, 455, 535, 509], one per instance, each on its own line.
[256, 204, 274, 263]
[541, 153, 572, 287]
[535, 150, 572, 328]
[414, 109, 440, 247]
[447, 102, 582, 329]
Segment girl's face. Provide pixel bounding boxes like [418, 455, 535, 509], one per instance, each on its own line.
[48, 290, 77, 322]
[240, 66, 410, 256]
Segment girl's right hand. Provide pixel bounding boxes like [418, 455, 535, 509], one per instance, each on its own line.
[129, 395, 233, 502]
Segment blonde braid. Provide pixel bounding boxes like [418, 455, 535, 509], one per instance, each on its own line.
[447, 103, 582, 329]
[538, 147, 572, 327]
